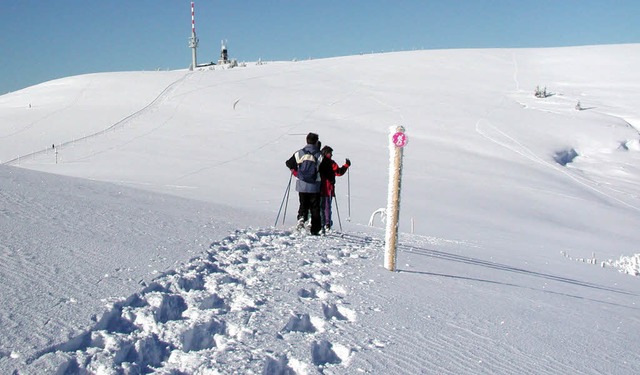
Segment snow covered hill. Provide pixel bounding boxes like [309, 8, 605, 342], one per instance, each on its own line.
[1, 45, 640, 374]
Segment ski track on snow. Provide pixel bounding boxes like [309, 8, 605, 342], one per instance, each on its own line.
[484, 53, 640, 211]
[2, 72, 193, 167]
[173, 78, 362, 183]
[0, 81, 88, 140]
[475, 113, 640, 212]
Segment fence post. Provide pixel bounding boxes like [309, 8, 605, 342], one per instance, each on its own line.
[385, 125, 407, 271]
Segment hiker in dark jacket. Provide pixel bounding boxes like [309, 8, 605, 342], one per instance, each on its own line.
[319, 145, 350, 232]
[285, 132, 323, 235]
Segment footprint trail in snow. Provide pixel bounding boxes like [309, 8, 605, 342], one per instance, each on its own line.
[36, 229, 379, 374]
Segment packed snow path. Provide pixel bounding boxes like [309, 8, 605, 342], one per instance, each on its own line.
[30, 230, 378, 374]
[23, 227, 640, 374]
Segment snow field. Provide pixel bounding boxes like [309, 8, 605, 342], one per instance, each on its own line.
[2, 44, 640, 374]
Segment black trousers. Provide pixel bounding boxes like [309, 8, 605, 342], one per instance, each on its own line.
[297, 192, 321, 234]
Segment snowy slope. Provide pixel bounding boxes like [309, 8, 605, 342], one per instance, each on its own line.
[1, 45, 640, 374]
[0, 165, 269, 372]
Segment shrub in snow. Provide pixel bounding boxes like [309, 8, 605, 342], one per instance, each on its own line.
[534, 85, 551, 98]
[609, 254, 640, 276]
[368, 208, 387, 226]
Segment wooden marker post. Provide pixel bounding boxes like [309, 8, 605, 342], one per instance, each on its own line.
[385, 125, 407, 271]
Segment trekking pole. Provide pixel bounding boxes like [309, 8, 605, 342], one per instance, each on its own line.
[282, 176, 292, 226]
[275, 173, 293, 226]
[347, 168, 351, 221]
[333, 194, 343, 232]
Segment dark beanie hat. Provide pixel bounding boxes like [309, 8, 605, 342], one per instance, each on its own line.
[321, 145, 333, 155]
[306, 132, 319, 145]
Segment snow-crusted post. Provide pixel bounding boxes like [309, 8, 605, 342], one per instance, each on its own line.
[385, 125, 407, 271]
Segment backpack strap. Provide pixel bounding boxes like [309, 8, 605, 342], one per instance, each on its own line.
[295, 149, 317, 165]
[294, 149, 323, 183]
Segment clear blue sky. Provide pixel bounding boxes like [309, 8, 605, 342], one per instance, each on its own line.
[1, 0, 639, 94]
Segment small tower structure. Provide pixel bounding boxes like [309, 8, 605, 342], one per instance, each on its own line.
[219, 40, 229, 65]
[188, 1, 199, 70]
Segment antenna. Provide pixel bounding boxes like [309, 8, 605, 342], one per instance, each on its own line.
[188, 1, 199, 70]
[220, 39, 228, 64]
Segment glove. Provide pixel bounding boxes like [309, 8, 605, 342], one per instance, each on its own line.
[291, 169, 298, 177]
[345, 158, 351, 166]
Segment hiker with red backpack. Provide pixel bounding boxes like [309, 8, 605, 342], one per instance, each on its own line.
[319, 145, 350, 232]
[285, 132, 323, 235]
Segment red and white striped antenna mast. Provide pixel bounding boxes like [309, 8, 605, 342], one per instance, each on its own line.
[188, 1, 199, 70]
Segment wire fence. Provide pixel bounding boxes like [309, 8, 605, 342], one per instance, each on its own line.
[2, 73, 191, 167]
